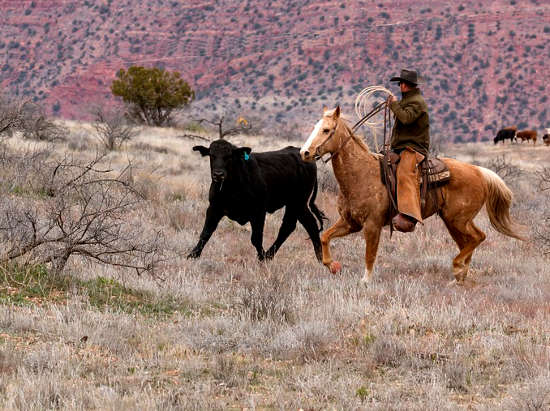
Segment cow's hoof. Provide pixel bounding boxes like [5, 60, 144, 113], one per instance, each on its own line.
[186, 251, 200, 259]
[329, 261, 342, 274]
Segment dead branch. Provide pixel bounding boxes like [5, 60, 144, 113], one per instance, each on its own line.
[483, 155, 522, 181]
[0, 149, 165, 276]
[92, 106, 139, 151]
[191, 115, 253, 139]
[177, 134, 211, 142]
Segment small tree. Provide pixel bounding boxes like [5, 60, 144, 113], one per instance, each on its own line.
[111, 66, 194, 127]
[92, 106, 138, 150]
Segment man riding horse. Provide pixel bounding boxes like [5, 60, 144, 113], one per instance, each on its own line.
[387, 69, 430, 233]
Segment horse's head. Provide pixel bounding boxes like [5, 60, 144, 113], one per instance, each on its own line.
[300, 106, 344, 162]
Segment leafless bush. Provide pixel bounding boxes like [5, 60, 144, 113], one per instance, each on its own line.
[238, 273, 295, 324]
[0, 97, 65, 142]
[504, 374, 550, 411]
[370, 335, 408, 368]
[442, 357, 473, 393]
[536, 167, 550, 193]
[92, 107, 139, 150]
[0, 94, 25, 136]
[535, 167, 550, 254]
[20, 103, 67, 142]
[0, 149, 166, 276]
[317, 164, 338, 194]
[0, 143, 53, 195]
[483, 155, 522, 181]
[189, 114, 256, 140]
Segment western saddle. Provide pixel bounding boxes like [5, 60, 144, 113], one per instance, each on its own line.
[379, 151, 450, 228]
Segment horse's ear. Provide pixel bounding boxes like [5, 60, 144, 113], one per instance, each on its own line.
[333, 105, 341, 119]
[323, 106, 328, 113]
[192, 145, 210, 157]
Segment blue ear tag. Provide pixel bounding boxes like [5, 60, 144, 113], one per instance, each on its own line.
[244, 152, 250, 161]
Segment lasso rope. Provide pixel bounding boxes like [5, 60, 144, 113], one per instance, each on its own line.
[354, 85, 393, 151]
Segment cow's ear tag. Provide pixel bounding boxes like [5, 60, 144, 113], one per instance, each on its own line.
[244, 152, 250, 161]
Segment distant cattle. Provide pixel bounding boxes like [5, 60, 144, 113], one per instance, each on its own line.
[493, 126, 517, 144]
[543, 133, 550, 146]
[516, 130, 537, 144]
[188, 139, 325, 261]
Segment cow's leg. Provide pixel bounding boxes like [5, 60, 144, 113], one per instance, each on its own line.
[297, 208, 323, 262]
[250, 213, 267, 260]
[321, 217, 360, 274]
[187, 205, 223, 259]
[265, 208, 297, 260]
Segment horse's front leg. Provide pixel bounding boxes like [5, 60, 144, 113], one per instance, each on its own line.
[321, 217, 358, 274]
[361, 221, 382, 284]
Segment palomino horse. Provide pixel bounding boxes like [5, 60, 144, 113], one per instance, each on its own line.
[300, 107, 525, 284]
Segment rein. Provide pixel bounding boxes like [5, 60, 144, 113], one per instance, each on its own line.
[317, 101, 387, 163]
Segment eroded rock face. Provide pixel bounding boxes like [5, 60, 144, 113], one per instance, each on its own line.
[1, 0, 547, 142]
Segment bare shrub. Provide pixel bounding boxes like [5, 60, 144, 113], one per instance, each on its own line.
[535, 167, 550, 254]
[0, 149, 165, 276]
[482, 155, 522, 181]
[317, 164, 338, 194]
[536, 167, 550, 192]
[370, 335, 408, 368]
[190, 114, 255, 140]
[92, 106, 138, 150]
[0, 345, 20, 375]
[503, 374, 550, 411]
[20, 103, 67, 142]
[238, 273, 295, 324]
[268, 320, 333, 361]
[0, 94, 25, 136]
[442, 356, 473, 393]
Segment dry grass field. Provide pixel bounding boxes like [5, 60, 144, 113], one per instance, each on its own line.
[0, 124, 549, 410]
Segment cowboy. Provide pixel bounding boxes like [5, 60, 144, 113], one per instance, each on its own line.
[387, 69, 430, 232]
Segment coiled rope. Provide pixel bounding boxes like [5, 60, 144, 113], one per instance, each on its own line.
[354, 85, 393, 151]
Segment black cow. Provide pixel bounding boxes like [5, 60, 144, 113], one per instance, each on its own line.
[188, 139, 325, 261]
[493, 127, 517, 144]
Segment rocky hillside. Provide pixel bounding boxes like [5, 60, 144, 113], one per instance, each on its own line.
[0, 0, 548, 142]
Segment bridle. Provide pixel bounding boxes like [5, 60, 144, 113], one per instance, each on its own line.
[313, 101, 388, 163]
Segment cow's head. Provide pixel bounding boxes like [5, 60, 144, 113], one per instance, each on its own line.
[193, 139, 251, 185]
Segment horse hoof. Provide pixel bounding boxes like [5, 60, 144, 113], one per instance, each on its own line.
[329, 261, 342, 274]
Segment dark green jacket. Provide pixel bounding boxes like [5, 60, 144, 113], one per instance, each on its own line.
[389, 88, 430, 155]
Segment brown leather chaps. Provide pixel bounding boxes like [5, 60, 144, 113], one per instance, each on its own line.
[396, 147, 425, 223]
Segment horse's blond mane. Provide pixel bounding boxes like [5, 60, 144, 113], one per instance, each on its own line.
[335, 114, 371, 153]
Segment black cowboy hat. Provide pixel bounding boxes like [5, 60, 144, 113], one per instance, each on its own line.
[390, 69, 422, 86]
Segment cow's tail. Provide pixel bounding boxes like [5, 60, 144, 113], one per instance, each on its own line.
[479, 167, 527, 240]
[309, 176, 328, 232]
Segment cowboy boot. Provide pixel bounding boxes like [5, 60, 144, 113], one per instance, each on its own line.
[392, 213, 417, 232]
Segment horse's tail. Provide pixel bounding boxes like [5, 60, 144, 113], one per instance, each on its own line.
[309, 176, 328, 232]
[478, 167, 527, 240]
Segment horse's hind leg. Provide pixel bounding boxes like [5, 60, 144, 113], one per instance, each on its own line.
[321, 217, 360, 274]
[441, 217, 486, 283]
